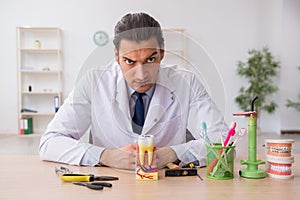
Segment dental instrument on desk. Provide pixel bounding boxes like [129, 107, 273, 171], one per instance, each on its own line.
[72, 182, 113, 190]
[73, 182, 104, 190]
[233, 96, 266, 179]
[55, 166, 119, 182]
[165, 162, 202, 180]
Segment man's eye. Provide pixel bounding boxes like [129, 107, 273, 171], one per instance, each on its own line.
[147, 57, 156, 63]
[124, 59, 134, 65]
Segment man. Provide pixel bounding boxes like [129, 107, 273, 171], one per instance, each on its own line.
[39, 12, 227, 170]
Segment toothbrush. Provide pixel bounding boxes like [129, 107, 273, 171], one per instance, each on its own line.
[202, 121, 211, 145]
[231, 128, 246, 146]
[225, 128, 246, 156]
[223, 122, 237, 146]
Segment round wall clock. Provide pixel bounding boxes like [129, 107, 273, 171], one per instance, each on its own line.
[93, 31, 109, 46]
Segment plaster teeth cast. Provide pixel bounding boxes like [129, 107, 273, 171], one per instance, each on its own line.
[269, 162, 292, 175]
[265, 139, 294, 157]
[265, 139, 295, 179]
[138, 135, 155, 166]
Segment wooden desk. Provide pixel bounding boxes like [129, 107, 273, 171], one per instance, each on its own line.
[0, 155, 299, 200]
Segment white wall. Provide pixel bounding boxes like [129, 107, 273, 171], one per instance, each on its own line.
[0, 0, 299, 134]
[279, 0, 300, 131]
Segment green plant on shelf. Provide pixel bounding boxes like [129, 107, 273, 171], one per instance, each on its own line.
[286, 67, 300, 112]
[235, 47, 280, 114]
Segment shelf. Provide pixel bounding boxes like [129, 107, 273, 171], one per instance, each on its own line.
[18, 27, 60, 31]
[20, 112, 56, 116]
[20, 70, 61, 74]
[19, 132, 42, 137]
[19, 49, 61, 54]
[21, 91, 61, 95]
[17, 26, 62, 135]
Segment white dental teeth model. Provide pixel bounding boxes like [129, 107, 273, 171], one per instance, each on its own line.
[138, 135, 155, 166]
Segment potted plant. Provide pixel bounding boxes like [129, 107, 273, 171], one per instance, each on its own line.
[235, 47, 280, 115]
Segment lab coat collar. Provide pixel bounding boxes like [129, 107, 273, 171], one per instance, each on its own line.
[112, 65, 133, 134]
[142, 67, 176, 134]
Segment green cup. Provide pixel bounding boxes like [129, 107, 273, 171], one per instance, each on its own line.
[206, 143, 235, 180]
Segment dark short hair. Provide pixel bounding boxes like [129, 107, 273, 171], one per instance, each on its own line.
[113, 12, 164, 51]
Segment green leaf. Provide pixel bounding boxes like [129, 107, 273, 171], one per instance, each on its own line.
[286, 99, 300, 112]
[235, 47, 280, 113]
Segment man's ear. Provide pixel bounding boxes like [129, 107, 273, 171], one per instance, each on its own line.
[114, 48, 119, 64]
[160, 47, 165, 60]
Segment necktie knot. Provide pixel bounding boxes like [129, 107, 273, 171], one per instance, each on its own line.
[135, 92, 144, 99]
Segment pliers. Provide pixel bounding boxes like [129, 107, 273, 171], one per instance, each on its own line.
[55, 166, 119, 182]
[73, 182, 112, 190]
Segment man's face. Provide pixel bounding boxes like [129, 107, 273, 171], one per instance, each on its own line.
[115, 37, 164, 93]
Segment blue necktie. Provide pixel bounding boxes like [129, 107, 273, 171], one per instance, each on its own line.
[133, 92, 145, 127]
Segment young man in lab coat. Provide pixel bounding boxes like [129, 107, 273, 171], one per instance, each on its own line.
[39, 12, 227, 169]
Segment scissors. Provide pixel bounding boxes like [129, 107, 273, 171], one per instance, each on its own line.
[72, 182, 112, 191]
[55, 166, 119, 182]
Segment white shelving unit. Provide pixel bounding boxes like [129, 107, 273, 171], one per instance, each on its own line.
[16, 27, 63, 134]
[162, 28, 186, 67]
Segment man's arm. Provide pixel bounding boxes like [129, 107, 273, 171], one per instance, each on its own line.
[170, 74, 228, 166]
[38, 89, 96, 165]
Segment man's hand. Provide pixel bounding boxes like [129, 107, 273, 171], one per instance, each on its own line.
[99, 144, 178, 170]
[99, 143, 137, 170]
[156, 147, 178, 169]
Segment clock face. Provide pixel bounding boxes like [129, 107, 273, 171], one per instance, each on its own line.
[93, 31, 109, 46]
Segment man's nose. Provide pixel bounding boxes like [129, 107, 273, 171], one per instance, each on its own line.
[135, 65, 147, 80]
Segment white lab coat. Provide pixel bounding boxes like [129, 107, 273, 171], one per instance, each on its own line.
[39, 62, 228, 166]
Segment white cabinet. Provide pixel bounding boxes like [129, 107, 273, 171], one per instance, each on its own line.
[16, 27, 62, 134]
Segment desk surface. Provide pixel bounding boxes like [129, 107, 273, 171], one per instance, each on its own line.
[0, 155, 299, 200]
